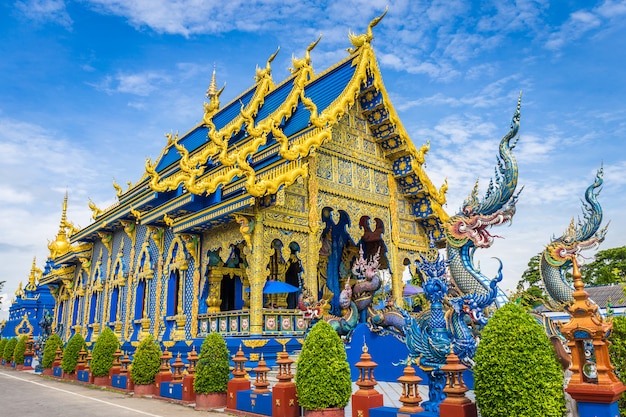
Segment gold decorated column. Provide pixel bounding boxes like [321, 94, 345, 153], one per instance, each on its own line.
[248, 212, 265, 335]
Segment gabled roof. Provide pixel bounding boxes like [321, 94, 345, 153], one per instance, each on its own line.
[74, 13, 448, 241]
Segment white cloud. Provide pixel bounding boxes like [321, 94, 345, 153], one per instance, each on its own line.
[15, 0, 73, 29]
[90, 71, 171, 96]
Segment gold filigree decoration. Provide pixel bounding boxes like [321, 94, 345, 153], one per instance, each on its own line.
[113, 179, 123, 197]
[242, 339, 270, 349]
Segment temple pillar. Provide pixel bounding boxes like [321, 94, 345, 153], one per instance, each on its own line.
[205, 268, 223, 313]
[248, 212, 265, 335]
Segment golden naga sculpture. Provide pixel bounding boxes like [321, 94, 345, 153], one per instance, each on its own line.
[290, 35, 321, 74]
[255, 46, 280, 83]
[234, 214, 255, 248]
[88, 198, 104, 220]
[112, 179, 123, 197]
[347, 7, 388, 53]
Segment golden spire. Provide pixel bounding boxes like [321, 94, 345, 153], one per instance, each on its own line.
[206, 65, 218, 98]
[24, 257, 41, 291]
[15, 281, 24, 297]
[48, 193, 72, 259]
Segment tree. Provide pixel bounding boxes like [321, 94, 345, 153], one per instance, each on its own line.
[474, 302, 566, 417]
[582, 246, 626, 285]
[91, 327, 119, 377]
[3, 338, 18, 363]
[194, 332, 230, 394]
[609, 315, 626, 416]
[61, 333, 86, 374]
[295, 320, 352, 411]
[42, 334, 63, 369]
[514, 253, 549, 309]
[130, 335, 162, 385]
[13, 335, 28, 365]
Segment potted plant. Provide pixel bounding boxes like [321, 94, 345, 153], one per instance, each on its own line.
[474, 302, 566, 417]
[194, 332, 230, 409]
[61, 333, 86, 379]
[13, 335, 28, 370]
[295, 320, 352, 417]
[131, 334, 162, 396]
[42, 334, 63, 375]
[90, 327, 119, 386]
[3, 338, 18, 368]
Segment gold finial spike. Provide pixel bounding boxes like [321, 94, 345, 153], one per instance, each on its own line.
[206, 65, 218, 98]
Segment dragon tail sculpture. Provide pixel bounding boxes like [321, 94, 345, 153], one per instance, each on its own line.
[446, 94, 523, 307]
[541, 167, 608, 303]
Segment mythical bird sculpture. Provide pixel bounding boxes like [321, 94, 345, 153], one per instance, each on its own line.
[446, 95, 523, 307]
[324, 281, 358, 340]
[541, 167, 608, 303]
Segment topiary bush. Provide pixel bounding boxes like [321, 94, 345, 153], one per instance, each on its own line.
[0, 339, 8, 362]
[295, 320, 352, 410]
[3, 338, 18, 363]
[13, 335, 28, 365]
[131, 335, 162, 385]
[609, 315, 626, 416]
[474, 302, 566, 417]
[194, 332, 230, 394]
[42, 334, 63, 369]
[61, 332, 86, 374]
[91, 327, 119, 377]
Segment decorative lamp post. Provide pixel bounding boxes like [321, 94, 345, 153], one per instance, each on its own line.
[397, 362, 424, 414]
[186, 345, 198, 375]
[352, 341, 384, 417]
[253, 353, 271, 393]
[155, 347, 173, 394]
[182, 346, 198, 402]
[273, 345, 298, 417]
[439, 347, 477, 417]
[227, 344, 251, 410]
[561, 256, 626, 417]
[171, 352, 185, 382]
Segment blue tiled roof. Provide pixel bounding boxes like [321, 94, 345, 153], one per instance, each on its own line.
[154, 55, 356, 178]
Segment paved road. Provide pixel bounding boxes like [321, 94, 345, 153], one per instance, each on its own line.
[0, 369, 223, 417]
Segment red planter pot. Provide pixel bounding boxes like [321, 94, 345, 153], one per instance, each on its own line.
[133, 383, 155, 397]
[195, 392, 227, 410]
[93, 376, 109, 386]
[304, 408, 346, 417]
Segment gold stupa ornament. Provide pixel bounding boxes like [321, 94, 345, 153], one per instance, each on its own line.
[48, 192, 72, 259]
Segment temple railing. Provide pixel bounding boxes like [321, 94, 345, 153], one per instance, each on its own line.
[198, 309, 309, 337]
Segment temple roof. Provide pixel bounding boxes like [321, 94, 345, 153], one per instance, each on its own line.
[70, 14, 448, 244]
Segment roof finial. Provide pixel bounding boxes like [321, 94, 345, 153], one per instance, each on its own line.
[25, 257, 41, 291]
[206, 64, 218, 98]
[347, 6, 388, 53]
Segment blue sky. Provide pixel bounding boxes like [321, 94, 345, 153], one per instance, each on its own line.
[1, 0, 625, 316]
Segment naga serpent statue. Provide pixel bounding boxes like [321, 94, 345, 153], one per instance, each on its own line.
[446, 95, 523, 307]
[541, 167, 608, 303]
[402, 246, 501, 412]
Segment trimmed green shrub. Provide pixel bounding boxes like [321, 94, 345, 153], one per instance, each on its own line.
[474, 302, 566, 417]
[0, 339, 7, 361]
[3, 338, 18, 362]
[91, 327, 119, 377]
[42, 334, 64, 369]
[13, 335, 28, 365]
[609, 315, 626, 416]
[61, 333, 86, 374]
[295, 320, 352, 410]
[194, 332, 230, 394]
[131, 335, 162, 385]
